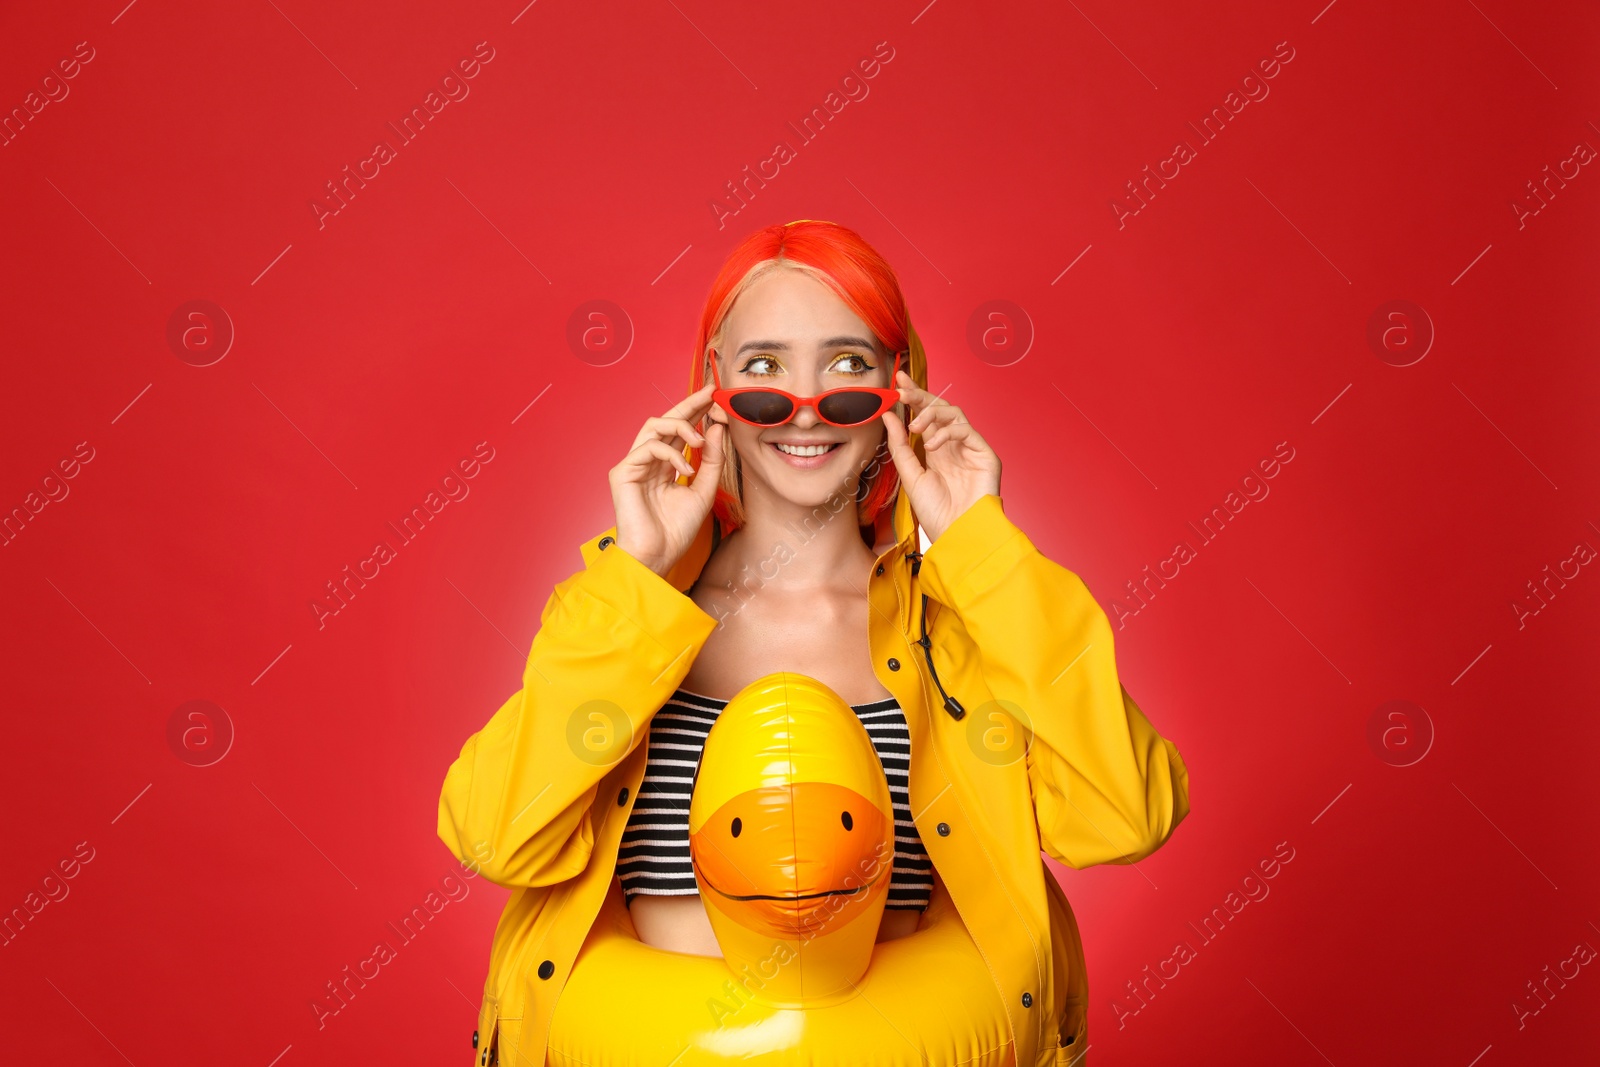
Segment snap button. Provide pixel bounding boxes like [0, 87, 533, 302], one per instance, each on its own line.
[1022, 992, 1033, 1008]
[538, 959, 555, 980]
[936, 822, 950, 836]
[473, 1029, 479, 1049]
[887, 658, 900, 671]
[617, 786, 629, 806]
[875, 564, 884, 576]
[598, 535, 615, 551]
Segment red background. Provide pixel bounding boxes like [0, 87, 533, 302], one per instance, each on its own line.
[2, 1, 1596, 1064]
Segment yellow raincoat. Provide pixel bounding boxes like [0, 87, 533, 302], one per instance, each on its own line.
[438, 393, 1191, 1067]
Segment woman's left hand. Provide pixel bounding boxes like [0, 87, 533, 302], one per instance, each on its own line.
[882, 370, 1002, 543]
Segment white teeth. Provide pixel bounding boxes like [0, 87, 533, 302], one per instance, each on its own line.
[773, 442, 838, 457]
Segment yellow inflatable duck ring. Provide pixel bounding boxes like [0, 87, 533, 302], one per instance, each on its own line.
[545, 673, 1014, 1065]
[689, 670, 897, 1008]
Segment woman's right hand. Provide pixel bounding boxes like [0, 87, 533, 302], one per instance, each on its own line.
[609, 381, 727, 578]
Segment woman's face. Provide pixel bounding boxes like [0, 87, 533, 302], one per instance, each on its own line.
[708, 268, 899, 514]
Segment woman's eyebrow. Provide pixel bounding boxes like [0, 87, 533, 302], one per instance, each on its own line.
[732, 335, 878, 357]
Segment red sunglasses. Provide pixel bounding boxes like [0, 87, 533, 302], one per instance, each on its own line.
[708, 348, 905, 428]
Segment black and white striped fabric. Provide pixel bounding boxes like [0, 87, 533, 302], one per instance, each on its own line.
[617, 688, 934, 911]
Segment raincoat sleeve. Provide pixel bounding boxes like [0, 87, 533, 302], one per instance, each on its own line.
[918, 494, 1190, 869]
[437, 538, 719, 888]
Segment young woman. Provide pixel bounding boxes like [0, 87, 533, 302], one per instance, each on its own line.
[438, 220, 1191, 1066]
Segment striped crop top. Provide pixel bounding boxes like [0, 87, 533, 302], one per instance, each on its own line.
[617, 688, 934, 911]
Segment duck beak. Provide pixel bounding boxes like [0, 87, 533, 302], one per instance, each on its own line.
[691, 781, 893, 939]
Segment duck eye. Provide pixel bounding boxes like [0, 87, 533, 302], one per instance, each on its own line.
[731, 816, 742, 838]
[841, 810, 853, 831]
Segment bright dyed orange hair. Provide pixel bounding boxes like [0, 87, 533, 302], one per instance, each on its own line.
[685, 219, 929, 536]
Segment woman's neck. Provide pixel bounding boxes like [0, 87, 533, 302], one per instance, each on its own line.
[706, 487, 880, 594]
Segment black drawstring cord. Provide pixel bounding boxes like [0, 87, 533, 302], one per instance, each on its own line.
[906, 550, 966, 721]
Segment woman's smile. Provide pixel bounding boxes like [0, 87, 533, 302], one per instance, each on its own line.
[767, 439, 844, 468]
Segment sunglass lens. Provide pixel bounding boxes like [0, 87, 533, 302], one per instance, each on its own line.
[730, 391, 795, 425]
[817, 391, 884, 427]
